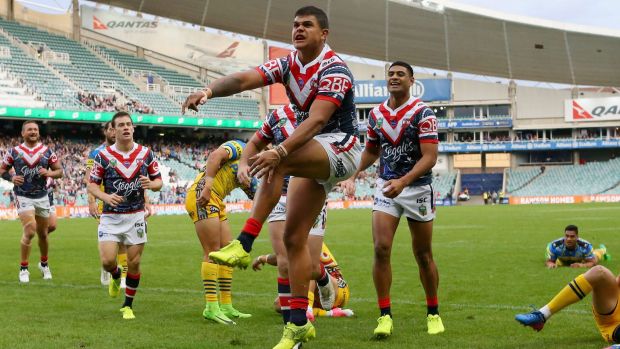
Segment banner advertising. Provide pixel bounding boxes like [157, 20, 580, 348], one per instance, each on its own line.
[0, 106, 261, 129]
[509, 195, 620, 205]
[81, 6, 262, 67]
[565, 97, 620, 122]
[438, 139, 620, 153]
[355, 79, 451, 104]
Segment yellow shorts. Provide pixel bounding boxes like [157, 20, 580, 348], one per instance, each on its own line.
[334, 285, 350, 308]
[593, 293, 620, 342]
[185, 190, 227, 223]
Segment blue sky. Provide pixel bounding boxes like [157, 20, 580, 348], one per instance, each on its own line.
[18, 0, 620, 31]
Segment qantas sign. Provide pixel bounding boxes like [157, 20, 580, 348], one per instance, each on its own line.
[565, 97, 620, 122]
[92, 16, 158, 30]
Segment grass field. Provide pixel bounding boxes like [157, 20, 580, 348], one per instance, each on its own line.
[1, 203, 619, 349]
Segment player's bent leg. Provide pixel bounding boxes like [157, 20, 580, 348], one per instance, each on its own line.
[278, 177, 325, 347]
[372, 211, 399, 315]
[586, 266, 619, 316]
[18, 212, 36, 283]
[99, 242, 121, 297]
[35, 215, 52, 280]
[121, 244, 144, 318]
[408, 219, 443, 334]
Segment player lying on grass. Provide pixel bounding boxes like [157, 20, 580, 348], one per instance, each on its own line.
[546, 224, 609, 269]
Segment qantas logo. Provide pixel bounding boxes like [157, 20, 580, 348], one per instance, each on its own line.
[216, 42, 239, 58]
[93, 16, 158, 30]
[572, 101, 593, 119]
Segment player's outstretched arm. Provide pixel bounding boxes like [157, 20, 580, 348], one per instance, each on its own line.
[182, 69, 264, 114]
[382, 142, 438, 199]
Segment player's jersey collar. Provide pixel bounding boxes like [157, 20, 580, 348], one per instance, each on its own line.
[110, 142, 138, 156]
[382, 95, 417, 115]
[294, 44, 330, 74]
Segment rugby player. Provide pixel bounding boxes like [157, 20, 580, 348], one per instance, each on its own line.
[0, 120, 63, 283]
[546, 225, 609, 269]
[342, 61, 444, 337]
[185, 140, 257, 325]
[238, 105, 339, 325]
[87, 112, 162, 320]
[183, 6, 361, 348]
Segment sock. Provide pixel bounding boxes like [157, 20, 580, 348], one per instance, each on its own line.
[20, 261, 28, 271]
[111, 266, 121, 280]
[118, 253, 128, 279]
[378, 297, 392, 317]
[218, 265, 233, 305]
[426, 296, 439, 315]
[201, 262, 219, 304]
[290, 297, 309, 326]
[236, 217, 262, 252]
[543, 274, 593, 319]
[307, 289, 315, 310]
[122, 272, 140, 308]
[278, 278, 291, 324]
[316, 266, 329, 287]
[40, 255, 48, 268]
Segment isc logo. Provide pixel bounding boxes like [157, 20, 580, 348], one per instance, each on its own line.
[416, 197, 428, 203]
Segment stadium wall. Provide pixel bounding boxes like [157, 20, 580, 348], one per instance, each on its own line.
[7, 2, 72, 35]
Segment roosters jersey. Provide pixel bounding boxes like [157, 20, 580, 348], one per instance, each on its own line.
[256, 44, 358, 136]
[367, 97, 439, 185]
[89, 143, 160, 214]
[87, 143, 106, 170]
[190, 140, 258, 201]
[1, 143, 59, 199]
[256, 105, 297, 195]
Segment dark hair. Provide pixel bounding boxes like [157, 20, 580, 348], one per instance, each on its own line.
[389, 61, 414, 77]
[22, 120, 39, 131]
[295, 6, 329, 29]
[102, 121, 112, 130]
[111, 111, 132, 128]
[564, 225, 579, 234]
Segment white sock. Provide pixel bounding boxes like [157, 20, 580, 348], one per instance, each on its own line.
[539, 305, 551, 320]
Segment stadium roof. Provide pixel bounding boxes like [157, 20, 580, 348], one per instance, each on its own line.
[90, 0, 620, 86]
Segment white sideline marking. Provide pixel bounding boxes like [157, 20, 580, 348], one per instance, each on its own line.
[0, 280, 591, 314]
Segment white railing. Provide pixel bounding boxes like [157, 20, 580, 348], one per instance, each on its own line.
[42, 51, 70, 64]
[146, 83, 161, 92]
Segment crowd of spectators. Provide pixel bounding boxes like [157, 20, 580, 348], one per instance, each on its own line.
[77, 92, 154, 114]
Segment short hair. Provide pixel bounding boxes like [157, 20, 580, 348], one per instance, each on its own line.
[102, 121, 112, 130]
[111, 111, 132, 128]
[295, 6, 329, 29]
[389, 61, 414, 77]
[564, 225, 579, 234]
[22, 120, 39, 131]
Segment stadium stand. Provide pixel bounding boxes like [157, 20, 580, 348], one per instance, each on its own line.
[510, 159, 620, 196]
[0, 18, 260, 119]
[461, 173, 503, 195]
[506, 167, 543, 193]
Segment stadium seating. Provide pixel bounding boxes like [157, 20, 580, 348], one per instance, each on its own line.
[0, 29, 82, 109]
[506, 167, 542, 193]
[433, 172, 458, 199]
[510, 158, 620, 196]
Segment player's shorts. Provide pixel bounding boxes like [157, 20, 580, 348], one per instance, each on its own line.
[373, 178, 435, 222]
[313, 133, 361, 192]
[98, 212, 147, 245]
[15, 195, 51, 218]
[185, 189, 227, 223]
[593, 293, 620, 342]
[267, 195, 327, 236]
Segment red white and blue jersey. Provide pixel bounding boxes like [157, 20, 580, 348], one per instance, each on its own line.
[367, 97, 439, 186]
[256, 104, 298, 195]
[255, 44, 358, 136]
[1, 143, 59, 199]
[89, 143, 160, 214]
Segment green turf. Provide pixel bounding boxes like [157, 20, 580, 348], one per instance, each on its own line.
[1, 203, 618, 348]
